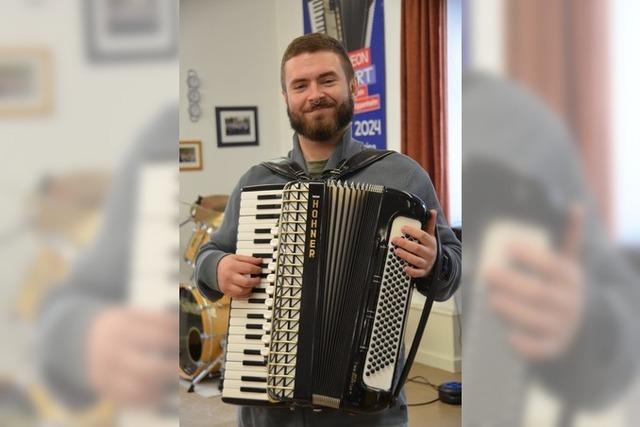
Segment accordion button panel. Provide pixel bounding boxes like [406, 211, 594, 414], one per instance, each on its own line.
[363, 215, 422, 391]
[222, 187, 284, 403]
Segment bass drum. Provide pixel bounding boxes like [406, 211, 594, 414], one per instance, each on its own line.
[179, 284, 230, 380]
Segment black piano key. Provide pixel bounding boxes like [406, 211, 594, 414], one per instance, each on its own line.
[256, 204, 281, 210]
[245, 334, 262, 340]
[253, 238, 271, 244]
[252, 288, 266, 294]
[247, 313, 264, 319]
[240, 386, 267, 393]
[241, 376, 267, 383]
[257, 194, 281, 200]
[243, 349, 262, 356]
[243, 360, 267, 367]
[248, 298, 265, 304]
[246, 324, 262, 329]
[255, 228, 271, 234]
[252, 253, 274, 258]
[256, 214, 279, 219]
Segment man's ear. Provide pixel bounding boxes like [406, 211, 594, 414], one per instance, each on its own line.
[349, 77, 358, 97]
[281, 90, 288, 106]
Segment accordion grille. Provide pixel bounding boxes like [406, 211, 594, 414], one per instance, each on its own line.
[266, 182, 309, 400]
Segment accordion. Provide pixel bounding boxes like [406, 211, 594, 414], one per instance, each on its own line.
[221, 180, 429, 413]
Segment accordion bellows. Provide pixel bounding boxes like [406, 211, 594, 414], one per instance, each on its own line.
[222, 180, 427, 413]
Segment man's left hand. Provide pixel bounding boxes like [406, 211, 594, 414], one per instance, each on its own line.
[391, 209, 438, 278]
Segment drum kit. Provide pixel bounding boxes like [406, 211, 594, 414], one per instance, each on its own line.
[179, 195, 230, 387]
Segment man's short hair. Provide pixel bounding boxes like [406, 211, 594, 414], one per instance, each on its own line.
[280, 33, 355, 91]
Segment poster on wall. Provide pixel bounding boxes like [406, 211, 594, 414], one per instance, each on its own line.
[303, 0, 386, 149]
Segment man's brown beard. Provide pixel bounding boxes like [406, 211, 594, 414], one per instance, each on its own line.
[287, 96, 354, 142]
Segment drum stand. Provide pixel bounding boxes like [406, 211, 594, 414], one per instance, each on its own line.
[187, 339, 226, 393]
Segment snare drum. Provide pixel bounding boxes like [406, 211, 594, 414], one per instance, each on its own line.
[179, 284, 230, 380]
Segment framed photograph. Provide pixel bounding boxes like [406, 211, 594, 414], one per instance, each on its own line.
[0, 48, 52, 117]
[216, 106, 259, 147]
[85, 0, 177, 62]
[179, 140, 203, 171]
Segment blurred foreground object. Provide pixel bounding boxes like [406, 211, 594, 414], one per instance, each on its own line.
[462, 72, 640, 427]
[16, 172, 110, 322]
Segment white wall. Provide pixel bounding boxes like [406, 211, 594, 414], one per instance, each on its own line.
[180, 0, 288, 204]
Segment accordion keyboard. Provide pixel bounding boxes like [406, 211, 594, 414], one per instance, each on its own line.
[222, 186, 283, 402]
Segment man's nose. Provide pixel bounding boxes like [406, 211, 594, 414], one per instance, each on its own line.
[308, 82, 325, 103]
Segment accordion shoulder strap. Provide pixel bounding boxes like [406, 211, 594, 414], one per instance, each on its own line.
[261, 149, 394, 181]
[260, 156, 310, 180]
[322, 149, 394, 181]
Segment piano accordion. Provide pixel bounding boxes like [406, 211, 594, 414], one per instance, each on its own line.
[222, 180, 428, 413]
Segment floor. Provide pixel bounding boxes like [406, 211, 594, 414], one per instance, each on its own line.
[179, 363, 461, 427]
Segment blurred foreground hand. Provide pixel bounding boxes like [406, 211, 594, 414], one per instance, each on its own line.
[87, 307, 178, 406]
[484, 207, 585, 361]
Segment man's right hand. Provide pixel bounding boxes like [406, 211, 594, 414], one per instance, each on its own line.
[217, 254, 263, 298]
[87, 307, 177, 406]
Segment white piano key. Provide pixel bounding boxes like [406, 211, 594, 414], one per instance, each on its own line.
[231, 299, 269, 310]
[238, 216, 279, 225]
[236, 241, 274, 250]
[227, 335, 269, 346]
[238, 207, 282, 216]
[222, 388, 268, 401]
[225, 361, 266, 372]
[240, 199, 282, 209]
[226, 343, 267, 353]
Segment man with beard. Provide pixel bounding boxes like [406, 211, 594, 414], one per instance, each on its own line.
[195, 33, 461, 426]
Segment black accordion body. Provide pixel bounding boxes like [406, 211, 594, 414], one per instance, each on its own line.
[221, 180, 428, 413]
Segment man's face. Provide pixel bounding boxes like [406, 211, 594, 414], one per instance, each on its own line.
[282, 51, 355, 142]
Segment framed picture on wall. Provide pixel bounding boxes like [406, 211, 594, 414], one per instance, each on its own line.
[85, 0, 177, 62]
[0, 48, 52, 117]
[215, 106, 259, 147]
[179, 140, 203, 171]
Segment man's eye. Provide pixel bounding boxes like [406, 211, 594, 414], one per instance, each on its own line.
[323, 79, 336, 85]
